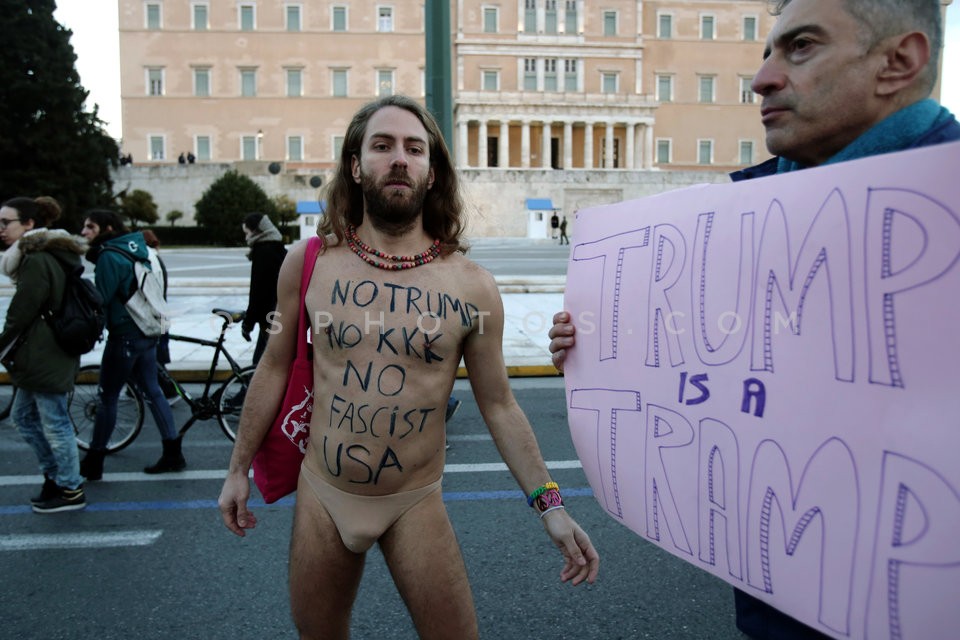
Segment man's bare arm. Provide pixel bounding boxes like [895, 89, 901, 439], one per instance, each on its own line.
[218, 239, 310, 536]
[463, 274, 599, 585]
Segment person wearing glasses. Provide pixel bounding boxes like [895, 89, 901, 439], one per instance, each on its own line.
[0, 196, 88, 513]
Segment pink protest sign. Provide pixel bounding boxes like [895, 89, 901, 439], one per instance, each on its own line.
[563, 141, 960, 640]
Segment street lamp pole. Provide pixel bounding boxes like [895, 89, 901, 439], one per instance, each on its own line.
[424, 0, 453, 154]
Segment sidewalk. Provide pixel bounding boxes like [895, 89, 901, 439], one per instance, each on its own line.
[56, 275, 566, 380]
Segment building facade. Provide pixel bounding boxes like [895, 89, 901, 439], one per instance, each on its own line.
[119, 0, 778, 172]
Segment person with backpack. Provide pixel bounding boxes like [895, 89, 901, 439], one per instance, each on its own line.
[78, 210, 183, 480]
[0, 196, 87, 513]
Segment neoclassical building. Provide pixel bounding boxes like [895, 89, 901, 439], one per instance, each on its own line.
[118, 0, 783, 172]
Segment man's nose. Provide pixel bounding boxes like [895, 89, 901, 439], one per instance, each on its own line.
[751, 56, 784, 96]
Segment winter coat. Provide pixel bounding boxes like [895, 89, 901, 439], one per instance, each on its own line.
[88, 231, 153, 338]
[244, 240, 287, 333]
[0, 231, 86, 393]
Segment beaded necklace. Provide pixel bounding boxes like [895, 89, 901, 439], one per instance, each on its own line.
[346, 225, 442, 271]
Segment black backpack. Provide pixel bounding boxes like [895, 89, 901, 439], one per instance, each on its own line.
[41, 254, 106, 356]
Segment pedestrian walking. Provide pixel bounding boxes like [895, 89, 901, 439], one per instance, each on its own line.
[559, 216, 569, 244]
[78, 210, 184, 480]
[0, 196, 87, 513]
[550, 211, 559, 239]
[241, 213, 287, 365]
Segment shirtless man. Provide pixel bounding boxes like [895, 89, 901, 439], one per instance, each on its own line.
[218, 95, 599, 640]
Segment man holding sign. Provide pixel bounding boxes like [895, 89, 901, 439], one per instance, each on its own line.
[550, 0, 958, 638]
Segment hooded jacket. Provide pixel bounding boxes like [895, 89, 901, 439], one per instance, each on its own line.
[88, 231, 153, 338]
[0, 230, 86, 393]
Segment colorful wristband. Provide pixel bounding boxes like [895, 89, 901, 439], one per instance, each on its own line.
[527, 481, 560, 507]
[533, 487, 564, 513]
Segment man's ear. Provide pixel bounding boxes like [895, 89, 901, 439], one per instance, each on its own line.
[427, 166, 435, 190]
[875, 31, 930, 97]
[351, 155, 361, 183]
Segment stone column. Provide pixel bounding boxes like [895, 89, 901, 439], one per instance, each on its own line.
[604, 121, 614, 169]
[644, 122, 654, 169]
[626, 122, 636, 170]
[563, 121, 573, 169]
[458, 120, 469, 167]
[542, 121, 552, 168]
[478, 120, 488, 169]
[521, 120, 531, 169]
[499, 121, 510, 168]
[583, 122, 593, 169]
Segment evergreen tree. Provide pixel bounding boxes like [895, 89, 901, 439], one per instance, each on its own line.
[195, 171, 276, 246]
[0, 0, 119, 231]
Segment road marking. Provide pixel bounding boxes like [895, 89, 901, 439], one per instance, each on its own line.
[0, 530, 163, 551]
[0, 459, 583, 487]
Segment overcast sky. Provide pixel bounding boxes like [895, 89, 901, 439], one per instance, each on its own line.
[53, 0, 960, 143]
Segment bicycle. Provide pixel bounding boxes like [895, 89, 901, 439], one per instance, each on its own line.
[69, 308, 256, 452]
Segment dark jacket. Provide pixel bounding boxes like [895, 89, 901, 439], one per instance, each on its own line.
[244, 240, 287, 333]
[0, 231, 86, 393]
[88, 231, 152, 338]
[729, 107, 960, 640]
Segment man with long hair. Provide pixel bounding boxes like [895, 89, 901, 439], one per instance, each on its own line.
[219, 95, 599, 638]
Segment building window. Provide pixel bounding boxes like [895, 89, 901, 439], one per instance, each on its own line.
[601, 72, 618, 94]
[700, 15, 715, 39]
[743, 15, 758, 41]
[656, 139, 671, 164]
[378, 6, 393, 32]
[603, 11, 617, 36]
[332, 69, 348, 96]
[545, 0, 557, 34]
[242, 135, 258, 160]
[565, 0, 577, 34]
[286, 69, 302, 97]
[240, 69, 257, 97]
[544, 59, 558, 91]
[483, 6, 498, 33]
[698, 139, 714, 164]
[699, 75, 715, 103]
[523, 58, 537, 91]
[482, 70, 499, 91]
[740, 76, 756, 103]
[196, 136, 211, 161]
[564, 59, 577, 91]
[147, 68, 164, 96]
[194, 68, 210, 97]
[145, 3, 162, 29]
[240, 4, 256, 31]
[192, 3, 208, 30]
[286, 5, 301, 32]
[739, 140, 755, 165]
[523, 0, 536, 33]
[332, 135, 344, 160]
[658, 13, 672, 38]
[656, 74, 673, 102]
[149, 135, 165, 160]
[377, 69, 394, 96]
[601, 138, 620, 168]
[332, 5, 347, 31]
[288, 136, 303, 161]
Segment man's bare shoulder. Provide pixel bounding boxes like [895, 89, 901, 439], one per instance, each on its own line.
[441, 252, 500, 297]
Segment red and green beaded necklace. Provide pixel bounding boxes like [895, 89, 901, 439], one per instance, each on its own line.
[346, 224, 442, 271]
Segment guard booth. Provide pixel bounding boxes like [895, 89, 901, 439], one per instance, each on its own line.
[526, 198, 556, 239]
[297, 200, 325, 240]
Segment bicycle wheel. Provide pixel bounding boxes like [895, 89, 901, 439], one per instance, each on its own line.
[70, 364, 145, 453]
[216, 366, 256, 441]
[0, 383, 16, 422]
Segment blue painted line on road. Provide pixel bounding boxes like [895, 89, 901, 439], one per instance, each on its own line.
[0, 487, 594, 515]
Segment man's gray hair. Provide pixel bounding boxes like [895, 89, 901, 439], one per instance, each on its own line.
[769, 0, 943, 93]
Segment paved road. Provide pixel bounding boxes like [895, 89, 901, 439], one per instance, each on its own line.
[0, 378, 746, 640]
[151, 238, 572, 281]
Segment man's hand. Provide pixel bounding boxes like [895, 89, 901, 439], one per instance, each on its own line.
[218, 471, 258, 536]
[541, 509, 600, 586]
[547, 311, 576, 373]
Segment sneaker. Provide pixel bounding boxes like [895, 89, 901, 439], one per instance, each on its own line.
[30, 476, 58, 506]
[32, 485, 86, 514]
[445, 399, 462, 423]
